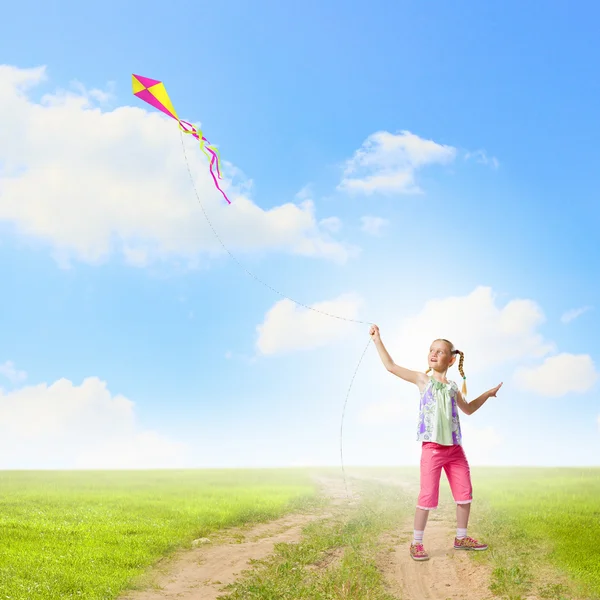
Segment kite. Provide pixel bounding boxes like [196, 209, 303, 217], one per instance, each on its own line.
[132, 74, 231, 204]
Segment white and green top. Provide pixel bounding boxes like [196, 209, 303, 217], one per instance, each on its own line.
[416, 376, 462, 446]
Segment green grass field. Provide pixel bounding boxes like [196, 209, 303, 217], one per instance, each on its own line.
[467, 467, 600, 600]
[0, 469, 320, 599]
[1, 467, 599, 600]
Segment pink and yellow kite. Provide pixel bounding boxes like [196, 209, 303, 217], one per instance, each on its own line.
[132, 74, 230, 204]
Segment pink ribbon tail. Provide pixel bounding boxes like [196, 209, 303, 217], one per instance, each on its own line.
[179, 120, 230, 204]
[206, 146, 231, 204]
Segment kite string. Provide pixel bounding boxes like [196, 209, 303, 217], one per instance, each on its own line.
[340, 336, 373, 498]
[179, 132, 374, 326]
[180, 131, 372, 497]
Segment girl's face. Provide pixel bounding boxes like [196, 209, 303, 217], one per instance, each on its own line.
[428, 340, 455, 371]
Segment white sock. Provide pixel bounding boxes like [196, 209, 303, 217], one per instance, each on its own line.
[456, 527, 467, 540]
[413, 530, 424, 544]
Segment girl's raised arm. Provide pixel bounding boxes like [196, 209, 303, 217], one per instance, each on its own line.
[370, 325, 428, 388]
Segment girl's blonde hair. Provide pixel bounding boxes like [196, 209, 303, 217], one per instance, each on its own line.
[425, 338, 467, 398]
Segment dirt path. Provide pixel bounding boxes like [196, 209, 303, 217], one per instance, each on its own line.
[118, 476, 355, 600]
[119, 512, 319, 600]
[119, 474, 496, 600]
[351, 472, 494, 600]
[376, 507, 495, 600]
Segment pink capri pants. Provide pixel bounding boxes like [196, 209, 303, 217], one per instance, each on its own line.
[417, 442, 473, 510]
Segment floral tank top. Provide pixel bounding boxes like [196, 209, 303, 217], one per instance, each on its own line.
[416, 376, 462, 446]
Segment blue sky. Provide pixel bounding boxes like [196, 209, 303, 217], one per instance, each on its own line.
[0, 0, 598, 470]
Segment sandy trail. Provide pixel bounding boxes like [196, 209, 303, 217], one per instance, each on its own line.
[118, 476, 354, 600]
[119, 513, 318, 600]
[119, 474, 496, 600]
[376, 507, 494, 600]
[355, 473, 495, 599]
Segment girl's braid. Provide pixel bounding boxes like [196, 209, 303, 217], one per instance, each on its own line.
[456, 349, 467, 399]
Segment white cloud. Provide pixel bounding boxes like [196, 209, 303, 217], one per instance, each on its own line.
[0, 360, 27, 384]
[387, 286, 555, 376]
[256, 293, 364, 355]
[360, 216, 388, 236]
[561, 305, 592, 324]
[0, 65, 354, 267]
[465, 149, 499, 169]
[0, 375, 188, 469]
[337, 130, 456, 195]
[514, 353, 598, 397]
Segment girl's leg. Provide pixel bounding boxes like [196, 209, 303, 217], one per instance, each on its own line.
[413, 443, 442, 553]
[444, 445, 473, 521]
[411, 507, 430, 557]
[414, 506, 430, 531]
[444, 445, 472, 538]
[456, 501, 471, 529]
[446, 446, 487, 550]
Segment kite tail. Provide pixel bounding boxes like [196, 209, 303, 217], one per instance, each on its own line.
[178, 118, 230, 204]
[200, 136, 223, 180]
[206, 146, 231, 204]
[179, 120, 210, 164]
[178, 119, 201, 141]
[199, 136, 213, 165]
[207, 143, 224, 179]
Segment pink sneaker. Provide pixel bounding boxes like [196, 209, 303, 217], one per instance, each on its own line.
[409, 542, 430, 561]
[453, 536, 488, 551]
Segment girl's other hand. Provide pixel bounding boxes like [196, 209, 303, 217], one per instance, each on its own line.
[489, 382, 503, 397]
[369, 324, 381, 341]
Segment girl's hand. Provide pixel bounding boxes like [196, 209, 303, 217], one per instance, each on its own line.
[369, 324, 381, 342]
[488, 382, 503, 397]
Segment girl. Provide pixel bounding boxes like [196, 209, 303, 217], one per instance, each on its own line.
[369, 324, 502, 562]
